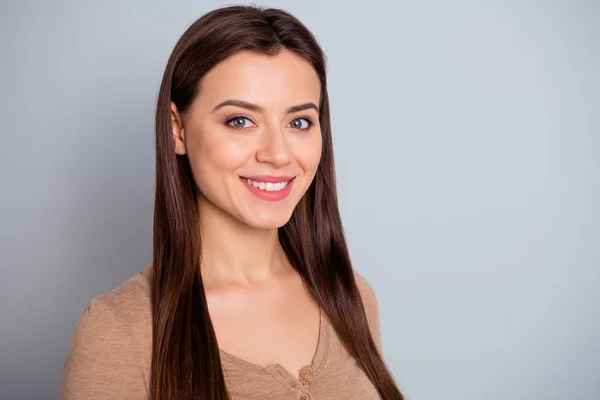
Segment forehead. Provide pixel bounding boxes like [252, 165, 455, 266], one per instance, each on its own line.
[197, 49, 321, 108]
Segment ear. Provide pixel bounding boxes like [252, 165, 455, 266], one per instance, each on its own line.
[171, 102, 186, 155]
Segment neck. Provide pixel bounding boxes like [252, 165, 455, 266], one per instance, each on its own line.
[197, 196, 292, 286]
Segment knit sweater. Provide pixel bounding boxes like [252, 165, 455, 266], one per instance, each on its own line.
[60, 266, 384, 399]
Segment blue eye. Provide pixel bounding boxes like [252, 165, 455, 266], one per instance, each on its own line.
[289, 118, 313, 130]
[226, 116, 313, 130]
[227, 116, 254, 129]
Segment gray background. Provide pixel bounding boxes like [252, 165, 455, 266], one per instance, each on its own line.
[1, 0, 598, 399]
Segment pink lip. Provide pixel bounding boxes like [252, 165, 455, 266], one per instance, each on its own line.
[239, 176, 295, 202]
[242, 175, 295, 183]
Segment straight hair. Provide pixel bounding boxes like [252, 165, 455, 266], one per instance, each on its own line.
[151, 5, 404, 399]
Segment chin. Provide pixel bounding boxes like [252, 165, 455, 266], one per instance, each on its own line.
[241, 210, 294, 230]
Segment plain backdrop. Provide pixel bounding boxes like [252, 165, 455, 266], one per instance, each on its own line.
[1, 1, 599, 399]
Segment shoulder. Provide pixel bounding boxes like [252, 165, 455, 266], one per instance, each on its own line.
[75, 268, 152, 333]
[353, 269, 382, 352]
[60, 267, 152, 399]
[353, 269, 378, 311]
[90, 268, 152, 319]
[73, 266, 152, 347]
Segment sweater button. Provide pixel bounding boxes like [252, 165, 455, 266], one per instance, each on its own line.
[301, 369, 312, 379]
[300, 394, 311, 400]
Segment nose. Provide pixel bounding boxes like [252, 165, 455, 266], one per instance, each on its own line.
[255, 124, 293, 166]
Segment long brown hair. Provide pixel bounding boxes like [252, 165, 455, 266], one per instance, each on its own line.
[152, 5, 404, 399]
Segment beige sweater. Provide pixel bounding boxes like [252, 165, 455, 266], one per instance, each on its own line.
[60, 267, 384, 399]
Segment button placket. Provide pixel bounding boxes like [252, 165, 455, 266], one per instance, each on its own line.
[299, 367, 313, 389]
[264, 364, 305, 394]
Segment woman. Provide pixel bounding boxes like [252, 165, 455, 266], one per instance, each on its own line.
[60, 5, 404, 400]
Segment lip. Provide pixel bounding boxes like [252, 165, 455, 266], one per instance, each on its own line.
[239, 176, 295, 202]
[242, 175, 295, 183]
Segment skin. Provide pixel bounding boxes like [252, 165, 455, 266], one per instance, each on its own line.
[169, 49, 324, 376]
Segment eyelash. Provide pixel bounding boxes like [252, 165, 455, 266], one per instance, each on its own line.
[225, 116, 314, 130]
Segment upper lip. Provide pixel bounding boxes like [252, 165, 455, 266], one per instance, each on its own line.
[241, 175, 295, 183]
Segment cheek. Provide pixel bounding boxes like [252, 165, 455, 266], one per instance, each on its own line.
[186, 129, 248, 189]
[294, 132, 323, 177]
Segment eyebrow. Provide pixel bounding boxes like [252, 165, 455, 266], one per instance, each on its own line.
[211, 99, 320, 114]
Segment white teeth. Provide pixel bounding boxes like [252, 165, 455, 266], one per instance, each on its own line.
[244, 178, 290, 192]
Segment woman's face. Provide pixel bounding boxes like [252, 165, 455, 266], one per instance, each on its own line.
[171, 49, 323, 229]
